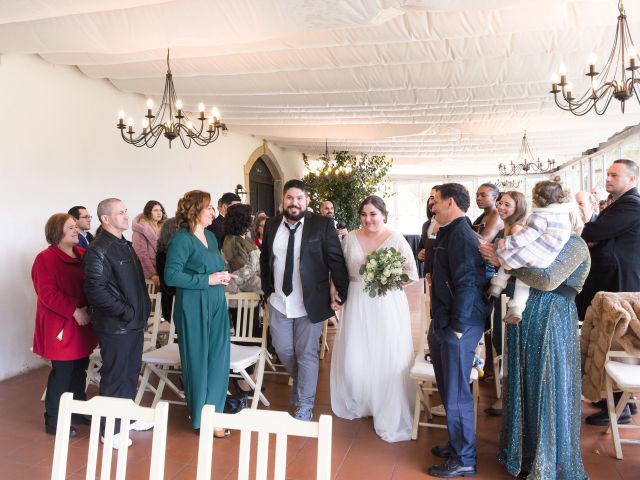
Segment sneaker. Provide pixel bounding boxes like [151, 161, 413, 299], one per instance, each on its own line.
[130, 419, 154, 431]
[294, 405, 313, 421]
[430, 404, 446, 417]
[101, 433, 133, 450]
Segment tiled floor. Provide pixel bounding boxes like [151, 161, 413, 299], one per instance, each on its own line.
[1, 282, 639, 479]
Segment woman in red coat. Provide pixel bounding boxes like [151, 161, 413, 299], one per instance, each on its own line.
[32, 213, 98, 436]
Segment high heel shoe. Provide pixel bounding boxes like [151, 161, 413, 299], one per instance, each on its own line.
[232, 378, 252, 394]
[214, 428, 231, 439]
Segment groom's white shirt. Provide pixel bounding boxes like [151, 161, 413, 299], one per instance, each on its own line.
[269, 216, 307, 318]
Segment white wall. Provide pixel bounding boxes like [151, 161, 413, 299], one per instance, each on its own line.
[0, 54, 305, 380]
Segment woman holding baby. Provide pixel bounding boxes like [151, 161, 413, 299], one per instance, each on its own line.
[480, 180, 590, 480]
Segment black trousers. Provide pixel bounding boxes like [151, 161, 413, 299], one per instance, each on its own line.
[44, 357, 90, 427]
[161, 291, 174, 322]
[96, 330, 144, 434]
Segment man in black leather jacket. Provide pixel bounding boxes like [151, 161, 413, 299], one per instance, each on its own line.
[84, 198, 151, 445]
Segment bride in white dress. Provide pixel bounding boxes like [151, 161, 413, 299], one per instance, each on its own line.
[330, 195, 418, 442]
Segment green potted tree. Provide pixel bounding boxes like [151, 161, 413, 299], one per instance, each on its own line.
[302, 151, 392, 230]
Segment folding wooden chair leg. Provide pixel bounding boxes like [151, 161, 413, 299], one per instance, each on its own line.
[606, 374, 623, 459]
[319, 320, 329, 360]
[411, 387, 422, 440]
[136, 365, 152, 404]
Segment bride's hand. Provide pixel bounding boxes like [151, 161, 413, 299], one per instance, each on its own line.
[330, 282, 343, 310]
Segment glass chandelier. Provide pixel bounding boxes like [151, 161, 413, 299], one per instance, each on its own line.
[116, 49, 227, 148]
[498, 131, 556, 176]
[550, 1, 640, 115]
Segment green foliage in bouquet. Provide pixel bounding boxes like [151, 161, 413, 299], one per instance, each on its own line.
[302, 151, 392, 231]
[358, 247, 409, 298]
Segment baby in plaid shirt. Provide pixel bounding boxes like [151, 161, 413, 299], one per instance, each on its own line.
[488, 181, 579, 323]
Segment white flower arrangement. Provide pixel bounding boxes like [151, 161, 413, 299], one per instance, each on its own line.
[359, 247, 409, 297]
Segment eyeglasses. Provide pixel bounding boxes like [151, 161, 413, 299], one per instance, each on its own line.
[79, 215, 93, 219]
[496, 201, 514, 208]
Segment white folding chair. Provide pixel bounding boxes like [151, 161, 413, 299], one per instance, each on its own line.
[228, 292, 269, 408]
[144, 288, 163, 352]
[135, 319, 185, 406]
[319, 319, 329, 360]
[146, 278, 158, 295]
[492, 294, 508, 400]
[604, 350, 640, 459]
[196, 405, 332, 480]
[410, 288, 480, 439]
[51, 392, 169, 480]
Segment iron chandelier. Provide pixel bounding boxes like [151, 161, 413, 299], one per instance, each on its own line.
[550, 1, 640, 115]
[116, 49, 227, 148]
[498, 132, 556, 177]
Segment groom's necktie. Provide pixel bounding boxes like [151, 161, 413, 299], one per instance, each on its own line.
[282, 221, 301, 296]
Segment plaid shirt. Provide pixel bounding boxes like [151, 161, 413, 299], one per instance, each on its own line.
[497, 203, 572, 270]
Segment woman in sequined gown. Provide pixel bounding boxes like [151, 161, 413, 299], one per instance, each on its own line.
[497, 235, 590, 479]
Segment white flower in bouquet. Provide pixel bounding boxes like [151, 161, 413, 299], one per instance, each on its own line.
[359, 247, 409, 297]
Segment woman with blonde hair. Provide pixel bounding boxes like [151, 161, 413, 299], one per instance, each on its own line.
[132, 200, 167, 289]
[165, 190, 234, 435]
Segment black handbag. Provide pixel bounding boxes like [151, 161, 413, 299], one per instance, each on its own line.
[224, 391, 248, 414]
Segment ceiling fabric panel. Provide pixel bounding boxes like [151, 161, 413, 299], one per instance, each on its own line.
[1, 0, 637, 174]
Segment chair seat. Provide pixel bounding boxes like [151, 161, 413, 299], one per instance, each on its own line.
[230, 344, 261, 370]
[410, 354, 436, 380]
[409, 354, 478, 382]
[605, 360, 640, 391]
[142, 343, 180, 365]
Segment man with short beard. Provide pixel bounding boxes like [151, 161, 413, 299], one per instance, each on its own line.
[260, 180, 349, 421]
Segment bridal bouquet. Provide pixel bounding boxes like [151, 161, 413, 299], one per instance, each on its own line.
[359, 247, 409, 298]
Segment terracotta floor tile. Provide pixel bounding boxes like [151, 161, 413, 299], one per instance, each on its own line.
[2, 282, 640, 479]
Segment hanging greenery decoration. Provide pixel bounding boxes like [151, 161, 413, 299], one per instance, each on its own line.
[302, 150, 392, 230]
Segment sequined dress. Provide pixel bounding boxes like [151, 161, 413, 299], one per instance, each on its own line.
[498, 235, 590, 479]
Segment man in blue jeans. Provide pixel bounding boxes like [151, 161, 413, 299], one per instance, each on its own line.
[427, 183, 490, 478]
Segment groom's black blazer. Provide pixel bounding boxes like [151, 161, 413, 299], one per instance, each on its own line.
[260, 211, 349, 323]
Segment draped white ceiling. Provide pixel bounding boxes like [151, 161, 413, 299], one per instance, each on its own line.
[1, 0, 639, 175]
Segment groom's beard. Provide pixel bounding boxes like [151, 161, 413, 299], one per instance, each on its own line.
[283, 206, 305, 221]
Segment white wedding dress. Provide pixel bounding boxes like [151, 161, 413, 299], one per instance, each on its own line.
[330, 230, 418, 442]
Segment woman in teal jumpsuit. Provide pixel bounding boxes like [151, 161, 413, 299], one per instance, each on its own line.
[165, 190, 231, 431]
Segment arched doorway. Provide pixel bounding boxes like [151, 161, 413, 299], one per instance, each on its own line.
[249, 157, 275, 215]
[244, 141, 284, 216]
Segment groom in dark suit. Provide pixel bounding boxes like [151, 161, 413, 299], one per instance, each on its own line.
[260, 179, 349, 420]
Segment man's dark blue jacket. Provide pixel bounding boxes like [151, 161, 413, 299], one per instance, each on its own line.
[431, 216, 490, 332]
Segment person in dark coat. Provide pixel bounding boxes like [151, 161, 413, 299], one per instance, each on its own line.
[83, 198, 152, 448]
[68, 206, 94, 248]
[577, 159, 640, 426]
[426, 183, 490, 478]
[32, 213, 98, 437]
[260, 179, 349, 421]
[206, 192, 241, 251]
[417, 185, 441, 276]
